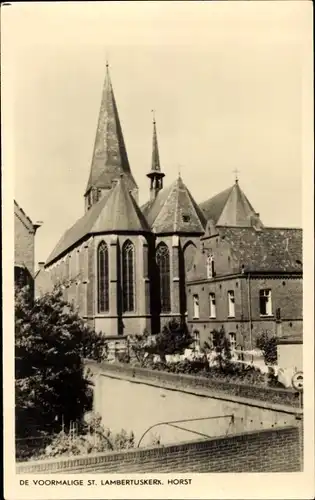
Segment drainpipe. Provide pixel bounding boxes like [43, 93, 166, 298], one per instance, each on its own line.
[247, 272, 253, 351]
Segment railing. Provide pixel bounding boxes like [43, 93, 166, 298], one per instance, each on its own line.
[137, 414, 234, 447]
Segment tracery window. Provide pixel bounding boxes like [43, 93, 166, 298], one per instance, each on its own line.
[97, 241, 109, 313]
[156, 242, 171, 313]
[122, 240, 135, 312]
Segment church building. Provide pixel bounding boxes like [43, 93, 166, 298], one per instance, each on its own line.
[39, 63, 206, 337]
[37, 62, 302, 345]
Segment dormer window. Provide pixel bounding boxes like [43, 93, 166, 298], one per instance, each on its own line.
[206, 255, 215, 279]
[182, 214, 190, 223]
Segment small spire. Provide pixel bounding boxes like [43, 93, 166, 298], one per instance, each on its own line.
[178, 164, 183, 178]
[151, 112, 160, 172]
[233, 168, 240, 183]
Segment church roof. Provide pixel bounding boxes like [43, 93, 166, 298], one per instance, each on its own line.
[142, 176, 206, 234]
[199, 181, 261, 227]
[85, 64, 138, 195]
[46, 176, 149, 265]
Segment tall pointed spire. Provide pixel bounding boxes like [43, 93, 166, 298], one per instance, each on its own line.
[151, 110, 161, 172]
[147, 111, 165, 202]
[85, 61, 138, 210]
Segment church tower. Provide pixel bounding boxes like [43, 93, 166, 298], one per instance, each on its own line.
[84, 62, 138, 211]
[146, 114, 165, 202]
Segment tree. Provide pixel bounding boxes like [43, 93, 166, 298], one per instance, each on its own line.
[256, 331, 277, 365]
[204, 326, 231, 371]
[150, 319, 194, 362]
[15, 285, 107, 441]
[131, 319, 194, 365]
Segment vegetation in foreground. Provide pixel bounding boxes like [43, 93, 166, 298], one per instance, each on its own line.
[15, 285, 108, 460]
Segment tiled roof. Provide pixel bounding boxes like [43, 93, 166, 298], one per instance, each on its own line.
[187, 226, 302, 281]
[46, 176, 150, 265]
[142, 176, 206, 234]
[85, 64, 138, 195]
[222, 226, 302, 272]
[199, 181, 261, 227]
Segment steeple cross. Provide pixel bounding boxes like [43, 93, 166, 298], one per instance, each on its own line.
[233, 168, 240, 182]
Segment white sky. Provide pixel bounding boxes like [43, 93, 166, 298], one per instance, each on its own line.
[2, 1, 311, 265]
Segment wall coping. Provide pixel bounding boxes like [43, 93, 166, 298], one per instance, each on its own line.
[99, 370, 302, 416]
[86, 360, 302, 415]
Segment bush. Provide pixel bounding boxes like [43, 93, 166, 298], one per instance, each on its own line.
[256, 332, 277, 365]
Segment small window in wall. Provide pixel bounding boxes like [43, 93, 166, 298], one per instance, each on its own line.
[227, 290, 235, 317]
[209, 293, 216, 318]
[193, 294, 199, 319]
[206, 255, 215, 279]
[259, 289, 272, 316]
[229, 332, 236, 349]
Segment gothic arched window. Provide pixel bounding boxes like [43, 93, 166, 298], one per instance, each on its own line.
[156, 242, 171, 313]
[97, 241, 109, 313]
[122, 240, 135, 312]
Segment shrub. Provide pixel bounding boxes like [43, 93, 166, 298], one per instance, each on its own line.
[256, 332, 277, 365]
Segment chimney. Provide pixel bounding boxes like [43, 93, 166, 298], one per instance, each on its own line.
[38, 262, 45, 271]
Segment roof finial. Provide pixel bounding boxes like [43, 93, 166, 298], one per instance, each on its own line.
[151, 109, 156, 125]
[178, 164, 183, 178]
[105, 50, 110, 70]
[233, 168, 239, 183]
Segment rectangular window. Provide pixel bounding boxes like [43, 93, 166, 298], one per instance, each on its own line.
[207, 256, 215, 279]
[193, 294, 199, 319]
[209, 293, 216, 318]
[259, 289, 272, 316]
[228, 290, 235, 317]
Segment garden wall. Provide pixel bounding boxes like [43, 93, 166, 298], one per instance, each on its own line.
[87, 360, 301, 408]
[16, 425, 302, 473]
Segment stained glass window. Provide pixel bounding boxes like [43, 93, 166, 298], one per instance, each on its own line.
[122, 240, 135, 312]
[156, 243, 171, 313]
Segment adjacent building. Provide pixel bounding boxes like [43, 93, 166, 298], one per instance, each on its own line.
[14, 200, 42, 294]
[186, 185, 303, 348]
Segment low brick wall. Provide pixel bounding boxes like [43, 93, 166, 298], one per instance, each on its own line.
[17, 426, 302, 473]
[88, 360, 300, 408]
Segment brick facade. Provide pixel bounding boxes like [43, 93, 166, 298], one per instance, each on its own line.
[187, 274, 302, 348]
[186, 226, 303, 349]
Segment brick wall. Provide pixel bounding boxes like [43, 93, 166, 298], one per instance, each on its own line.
[16, 425, 302, 473]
